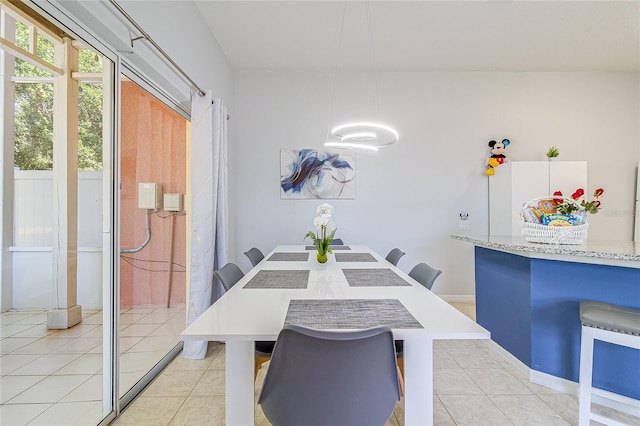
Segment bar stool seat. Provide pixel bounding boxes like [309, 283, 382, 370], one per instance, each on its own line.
[578, 300, 640, 426]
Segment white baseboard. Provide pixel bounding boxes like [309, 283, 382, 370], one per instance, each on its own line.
[484, 340, 640, 418]
[440, 294, 475, 303]
[591, 388, 640, 418]
[484, 339, 531, 377]
[530, 369, 579, 395]
[531, 370, 640, 418]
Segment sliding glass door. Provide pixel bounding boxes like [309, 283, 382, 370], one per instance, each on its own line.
[117, 75, 187, 403]
[2, 3, 190, 424]
[0, 3, 116, 424]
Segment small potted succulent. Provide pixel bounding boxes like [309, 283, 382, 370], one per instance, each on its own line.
[545, 146, 560, 160]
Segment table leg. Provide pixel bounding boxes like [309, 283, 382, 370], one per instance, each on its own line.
[225, 340, 254, 426]
[404, 338, 433, 426]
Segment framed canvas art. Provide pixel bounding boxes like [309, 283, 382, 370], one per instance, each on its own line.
[280, 149, 356, 199]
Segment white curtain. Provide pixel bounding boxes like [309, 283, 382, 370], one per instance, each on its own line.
[183, 91, 229, 359]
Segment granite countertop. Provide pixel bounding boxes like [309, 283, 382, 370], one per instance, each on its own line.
[451, 234, 640, 262]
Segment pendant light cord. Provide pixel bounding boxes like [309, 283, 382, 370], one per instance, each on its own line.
[365, 0, 379, 116]
[324, 0, 398, 149]
[327, 1, 348, 142]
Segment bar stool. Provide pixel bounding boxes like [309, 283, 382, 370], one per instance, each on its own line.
[578, 300, 640, 426]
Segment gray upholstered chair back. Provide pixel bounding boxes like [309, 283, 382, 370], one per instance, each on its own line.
[258, 325, 400, 426]
[212, 263, 244, 291]
[385, 248, 406, 266]
[408, 262, 442, 290]
[330, 238, 344, 245]
[243, 247, 265, 267]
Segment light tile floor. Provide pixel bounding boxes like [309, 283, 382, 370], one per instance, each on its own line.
[3, 303, 637, 425]
[113, 302, 640, 426]
[0, 305, 186, 426]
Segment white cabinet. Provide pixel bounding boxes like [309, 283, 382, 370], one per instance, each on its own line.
[489, 161, 587, 236]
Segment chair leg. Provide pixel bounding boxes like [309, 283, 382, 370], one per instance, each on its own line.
[397, 357, 405, 397]
[254, 355, 271, 379]
[397, 364, 405, 397]
[578, 326, 595, 426]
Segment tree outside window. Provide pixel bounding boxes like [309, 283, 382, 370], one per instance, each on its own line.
[13, 21, 103, 171]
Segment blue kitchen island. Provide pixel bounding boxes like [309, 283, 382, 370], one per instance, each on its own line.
[452, 235, 640, 402]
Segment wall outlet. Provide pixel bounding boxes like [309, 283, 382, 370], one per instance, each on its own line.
[459, 211, 470, 229]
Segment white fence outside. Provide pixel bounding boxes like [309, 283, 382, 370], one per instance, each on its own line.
[11, 170, 104, 309]
[14, 170, 103, 247]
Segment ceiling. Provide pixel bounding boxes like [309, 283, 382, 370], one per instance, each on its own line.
[196, 1, 640, 72]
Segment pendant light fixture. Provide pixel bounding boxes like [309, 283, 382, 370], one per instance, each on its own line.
[324, 1, 399, 152]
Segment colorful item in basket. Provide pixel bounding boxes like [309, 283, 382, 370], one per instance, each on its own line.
[541, 213, 575, 227]
[532, 208, 548, 220]
[537, 199, 557, 213]
[522, 207, 541, 224]
[571, 211, 587, 225]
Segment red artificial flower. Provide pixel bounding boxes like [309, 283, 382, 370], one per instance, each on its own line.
[592, 200, 601, 208]
[571, 188, 585, 200]
[552, 191, 564, 204]
[593, 188, 604, 197]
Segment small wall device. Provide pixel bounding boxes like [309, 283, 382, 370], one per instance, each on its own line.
[163, 193, 183, 212]
[138, 182, 162, 210]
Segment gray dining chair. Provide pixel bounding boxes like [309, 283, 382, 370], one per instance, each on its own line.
[212, 262, 275, 377]
[212, 263, 245, 292]
[258, 325, 400, 426]
[396, 262, 443, 378]
[330, 238, 344, 245]
[384, 248, 406, 266]
[408, 262, 442, 290]
[243, 247, 265, 267]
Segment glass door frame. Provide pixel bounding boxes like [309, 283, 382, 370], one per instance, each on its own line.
[25, 1, 190, 423]
[21, 1, 119, 423]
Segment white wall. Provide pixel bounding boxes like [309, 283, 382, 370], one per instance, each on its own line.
[231, 71, 640, 296]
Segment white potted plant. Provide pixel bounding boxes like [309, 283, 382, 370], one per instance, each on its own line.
[304, 203, 337, 264]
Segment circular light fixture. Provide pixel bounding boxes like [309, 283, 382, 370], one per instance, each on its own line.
[325, 122, 399, 151]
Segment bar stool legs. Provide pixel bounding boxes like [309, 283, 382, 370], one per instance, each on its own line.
[578, 325, 595, 426]
[578, 301, 640, 426]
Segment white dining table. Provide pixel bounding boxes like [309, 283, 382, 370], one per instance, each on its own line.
[180, 245, 490, 426]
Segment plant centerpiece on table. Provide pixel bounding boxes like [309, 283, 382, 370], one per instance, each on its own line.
[304, 203, 337, 264]
[553, 187, 604, 224]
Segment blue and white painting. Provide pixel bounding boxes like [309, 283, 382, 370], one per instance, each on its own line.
[280, 149, 356, 199]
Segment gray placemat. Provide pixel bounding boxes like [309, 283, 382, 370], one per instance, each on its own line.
[305, 245, 351, 250]
[284, 299, 423, 329]
[335, 253, 378, 262]
[243, 270, 310, 289]
[343, 268, 412, 287]
[267, 252, 310, 261]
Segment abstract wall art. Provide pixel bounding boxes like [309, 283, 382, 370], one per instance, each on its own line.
[280, 149, 356, 199]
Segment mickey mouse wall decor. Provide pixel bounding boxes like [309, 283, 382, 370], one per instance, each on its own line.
[485, 138, 510, 176]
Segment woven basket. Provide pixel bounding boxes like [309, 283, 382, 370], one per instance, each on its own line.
[520, 196, 588, 245]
